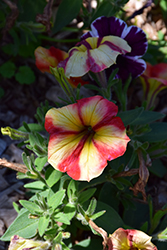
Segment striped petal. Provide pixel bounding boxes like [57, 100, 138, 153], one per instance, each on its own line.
[81, 16, 148, 81]
[109, 228, 157, 250]
[45, 96, 130, 181]
[63, 36, 131, 78]
[34, 46, 88, 87]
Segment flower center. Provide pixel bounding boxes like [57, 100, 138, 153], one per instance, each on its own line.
[87, 126, 93, 132]
[83, 125, 95, 139]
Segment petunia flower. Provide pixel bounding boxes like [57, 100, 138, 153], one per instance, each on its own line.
[8, 235, 50, 250]
[58, 35, 131, 78]
[107, 228, 157, 250]
[34, 46, 88, 88]
[140, 62, 167, 109]
[81, 16, 148, 82]
[45, 95, 130, 181]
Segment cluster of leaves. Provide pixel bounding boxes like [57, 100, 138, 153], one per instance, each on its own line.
[0, 0, 128, 90]
[1, 72, 167, 250]
[1, 0, 167, 250]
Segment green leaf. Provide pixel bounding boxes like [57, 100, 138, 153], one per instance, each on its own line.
[150, 208, 167, 234]
[52, 0, 82, 34]
[17, 0, 46, 22]
[149, 159, 167, 177]
[29, 132, 45, 148]
[160, 0, 167, 19]
[86, 198, 97, 216]
[64, 203, 76, 220]
[38, 215, 50, 237]
[73, 238, 102, 250]
[29, 133, 38, 147]
[24, 181, 46, 190]
[78, 188, 96, 204]
[15, 66, 35, 84]
[45, 166, 62, 187]
[123, 200, 149, 229]
[118, 107, 144, 126]
[131, 111, 165, 125]
[0, 210, 38, 241]
[98, 182, 120, 211]
[91, 1, 115, 21]
[20, 200, 42, 213]
[67, 179, 78, 201]
[91, 210, 106, 220]
[139, 122, 167, 142]
[19, 123, 44, 132]
[95, 201, 124, 233]
[54, 212, 70, 225]
[47, 189, 66, 209]
[35, 156, 48, 171]
[0, 61, 16, 78]
[13, 202, 20, 213]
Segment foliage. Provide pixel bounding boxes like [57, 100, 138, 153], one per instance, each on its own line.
[1, 0, 167, 250]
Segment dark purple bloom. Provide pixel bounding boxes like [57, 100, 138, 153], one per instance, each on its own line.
[82, 16, 148, 82]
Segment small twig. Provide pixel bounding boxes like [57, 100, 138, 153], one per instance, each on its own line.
[0, 158, 27, 174]
[113, 168, 139, 178]
[129, 149, 150, 201]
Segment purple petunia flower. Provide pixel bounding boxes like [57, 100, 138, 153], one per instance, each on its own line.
[82, 16, 148, 82]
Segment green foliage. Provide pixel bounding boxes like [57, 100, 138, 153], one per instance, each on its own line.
[15, 66, 36, 84]
[0, 61, 16, 78]
[52, 0, 82, 34]
[0, 62, 36, 85]
[1, 210, 38, 241]
[1, 1, 167, 250]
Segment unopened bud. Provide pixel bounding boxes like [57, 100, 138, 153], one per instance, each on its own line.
[1, 127, 29, 140]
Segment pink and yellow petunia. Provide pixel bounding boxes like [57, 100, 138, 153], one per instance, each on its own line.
[34, 46, 88, 88]
[107, 228, 157, 250]
[8, 235, 50, 250]
[58, 36, 131, 78]
[140, 62, 167, 109]
[45, 95, 130, 181]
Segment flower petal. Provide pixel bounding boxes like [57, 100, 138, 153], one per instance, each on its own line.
[35, 46, 67, 73]
[144, 63, 167, 84]
[82, 16, 127, 39]
[82, 16, 147, 58]
[8, 235, 50, 250]
[127, 229, 157, 250]
[48, 132, 83, 180]
[82, 16, 148, 81]
[45, 103, 83, 134]
[107, 55, 146, 82]
[122, 26, 148, 57]
[140, 75, 167, 109]
[93, 118, 130, 161]
[109, 228, 129, 250]
[78, 95, 118, 127]
[64, 36, 131, 78]
[109, 228, 157, 250]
